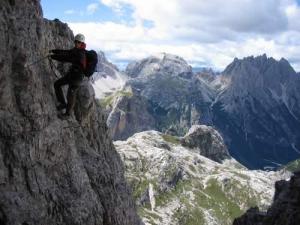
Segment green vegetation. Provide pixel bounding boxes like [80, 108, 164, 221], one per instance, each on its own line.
[129, 177, 149, 199]
[130, 178, 152, 210]
[184, 156, 191, 161]
[161, 134, 181, 145]
[282, 158, 300, 172]
[231, 171, 250, 180]
[99, 90, 133, 108]
[174, 207, 206, 225]
[120, 138, 268, 225]
[192, 177, 260, 224]
[129, 171, 263, 225]
[189, 165, 197, 173]
[155, 180, 192, 207]
[138, 208, 162, 225]
[202, 178, 243, 221]
[100, 95, 113, 108]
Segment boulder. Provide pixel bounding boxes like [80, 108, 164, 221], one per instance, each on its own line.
[181, 125, 230, 162]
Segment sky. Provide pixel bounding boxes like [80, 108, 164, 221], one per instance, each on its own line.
[41, 0, 300, 71]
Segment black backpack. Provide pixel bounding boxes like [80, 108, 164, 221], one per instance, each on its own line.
[84, 50, 98, 77]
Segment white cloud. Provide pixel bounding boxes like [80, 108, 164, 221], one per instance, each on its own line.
[87, 3, 99, 15]
[285, 2, 300, 30]
[100, 0, 125, 14]
[100, 0, 289, 38]
[68, 0, 300, 71]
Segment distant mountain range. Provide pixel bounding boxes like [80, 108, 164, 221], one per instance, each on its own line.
[192, 67, 221, 74]
[94, 52, 300, 169]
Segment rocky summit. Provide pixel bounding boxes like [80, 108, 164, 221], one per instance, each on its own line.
[0, 1, 141, 225]
[125, 52, 193, 79]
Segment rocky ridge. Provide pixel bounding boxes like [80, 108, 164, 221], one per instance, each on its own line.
[212, 54, 300, 168]
[114, 129, 289, 225]
[0, 1, 141, 224]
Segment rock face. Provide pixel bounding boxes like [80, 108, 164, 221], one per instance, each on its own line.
[106, 53, 215, 140]
[181, 125, 230, 162]
[114, 130, 289, 225]
[106, 88, 156, 140]
[0, 1, 141, 225]
[233, 171, 300, 225]
[212, 54, 300, 169]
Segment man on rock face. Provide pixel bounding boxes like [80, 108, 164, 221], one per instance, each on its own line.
[49, 33, 86, 119]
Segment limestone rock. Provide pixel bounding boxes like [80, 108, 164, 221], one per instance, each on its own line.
[107, 90, 156, 140]
[125, 52, 192, 79]
[233, 171, 300, 225]
[0, 1, 142, 225]
[181, 125, 231, 162]
[114, 130, 289, 225]
[107, 54, 215, 140]
[74, 78, 95, 124]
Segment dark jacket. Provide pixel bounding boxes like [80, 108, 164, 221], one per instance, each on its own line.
[50, 48, 86, 80]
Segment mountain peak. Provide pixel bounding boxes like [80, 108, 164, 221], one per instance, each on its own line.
[213, 53, 300, 169]
[125, 52, 192, 78]
[223, 54, 295, 78]
[152, 52, 185, 62]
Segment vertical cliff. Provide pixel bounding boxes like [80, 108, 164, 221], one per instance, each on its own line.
[0, 0, 141, 224]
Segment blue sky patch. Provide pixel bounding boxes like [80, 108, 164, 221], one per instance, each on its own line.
[41, 0, 134, 24]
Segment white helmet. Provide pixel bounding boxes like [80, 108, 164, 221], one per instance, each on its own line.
[74, 33, 85, 43]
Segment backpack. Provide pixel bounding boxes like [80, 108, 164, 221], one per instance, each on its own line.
[84, 50, 98, 77]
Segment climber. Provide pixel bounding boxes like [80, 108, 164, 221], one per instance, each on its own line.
[49, 33, 86, 119]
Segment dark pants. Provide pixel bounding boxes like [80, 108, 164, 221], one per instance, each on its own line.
[54, 73, 83, 115]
